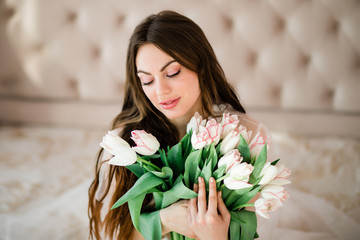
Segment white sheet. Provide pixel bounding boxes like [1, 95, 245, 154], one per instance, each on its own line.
[0, 125, 359, 239]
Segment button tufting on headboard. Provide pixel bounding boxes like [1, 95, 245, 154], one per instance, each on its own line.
[0, 0, 359, 136]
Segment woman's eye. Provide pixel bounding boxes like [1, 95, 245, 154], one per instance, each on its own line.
[142, 80, 153, 86]
[166, 69, 181, 78]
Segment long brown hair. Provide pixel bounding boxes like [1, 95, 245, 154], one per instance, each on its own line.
[88, 10, 246, 239]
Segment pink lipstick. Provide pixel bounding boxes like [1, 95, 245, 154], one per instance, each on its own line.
[160, 97, 180, 109]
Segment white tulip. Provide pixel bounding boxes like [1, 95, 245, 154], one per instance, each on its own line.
[186, 112, 204, 133]
[260, 184, 289, 202]
[224, 162, 254, 190]
[220, 129, 241, 155]
[100, 131, 137, 166]
[249, 132, 268, 157]
[259, 162, 278, 185]
[221, 113, 239, 138]
[254, 197, 282, 219]
[218, 149, 243, 172]
[131, 130, 160, 156]
[269, 164, 292, 185]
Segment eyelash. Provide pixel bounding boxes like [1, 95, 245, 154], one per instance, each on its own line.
[166, 69, 181, 78]
[142, 69, 181, 86]
[142, 81, 153, 86]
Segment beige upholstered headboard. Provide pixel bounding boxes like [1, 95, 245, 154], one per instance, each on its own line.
[1, 0, 359, 137]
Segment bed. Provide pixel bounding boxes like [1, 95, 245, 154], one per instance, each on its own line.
[0, 0, 359, 239]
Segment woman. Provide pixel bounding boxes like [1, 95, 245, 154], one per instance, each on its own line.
[88, 10, 271, 240]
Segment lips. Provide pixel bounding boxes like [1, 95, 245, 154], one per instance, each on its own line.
[159, 97, 180, 110]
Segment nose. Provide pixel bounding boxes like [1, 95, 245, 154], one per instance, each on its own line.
[155, 77, 171, 95]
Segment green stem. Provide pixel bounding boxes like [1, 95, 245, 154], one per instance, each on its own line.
[216, 173, 230, 183]
[233, 203, 254, 209]
[137, 157, 161, 171]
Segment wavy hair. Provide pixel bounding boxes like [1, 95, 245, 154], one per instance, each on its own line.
[88, 10, 245, 240]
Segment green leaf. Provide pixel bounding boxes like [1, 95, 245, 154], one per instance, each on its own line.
[213, 164, 226, 188]
[184, 149, 202, 187]
[180, 130, 193, 158]
[167, 142, 184, 178]
[208, 143, 218, 171]
[216, 141, 222, 157]
[213, 164, 226, 179]
[229, 218, 241, 240]
[151, 166, 173, 180]
[138, 210, 162, 240]
[159, 149, 169, 167]
[152, 192, 163, 210]
[199, 160, 212, 189]
[161, 175, 197, 208]
[238, 135, 251, 163]
[231, 185, 261, 210]
[111, 172, 164, 209]
[250, 144, 267, 180]
[126, 163, 145, 178]
[271, 158, 280, 166]
[224, 186, 252, 208]
[128, 192, 146, 231]
[230, 210, 257, 240]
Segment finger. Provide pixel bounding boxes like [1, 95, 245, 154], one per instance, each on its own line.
[217, 191, 230, 220]
[189, 184, 198, 218]
[207, 177, 218, 215]
[197, 177, 207, 215]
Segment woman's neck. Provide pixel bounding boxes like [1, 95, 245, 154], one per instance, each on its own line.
[171, 97, 206, 139]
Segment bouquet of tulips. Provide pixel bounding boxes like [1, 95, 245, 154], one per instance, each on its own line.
[100, 112, 291, 240]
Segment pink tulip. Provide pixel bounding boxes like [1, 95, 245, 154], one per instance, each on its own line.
[249, 132, 268, 157]
[269, 164, 292, 185]
[191, 118, 222, 149]
[221, 113, 239, 138]
[260, 185, 290, 202]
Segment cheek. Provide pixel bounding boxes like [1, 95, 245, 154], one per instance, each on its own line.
[142, 87, 157, 104]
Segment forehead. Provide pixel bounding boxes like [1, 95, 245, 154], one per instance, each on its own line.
[136, 43, 174, 70]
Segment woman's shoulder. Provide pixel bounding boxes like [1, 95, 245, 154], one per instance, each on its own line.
[213, 104, 272, 141]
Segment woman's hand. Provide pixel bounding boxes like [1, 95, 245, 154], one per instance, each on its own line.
[188, 177, 231, 240]
[160, 199, 197, 238]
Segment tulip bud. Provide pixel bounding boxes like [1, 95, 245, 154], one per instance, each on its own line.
[131, 130, 160, 155]
[259, 162, 278, 185]
[224, 162, 254, 190]
[186, 112, 204, 133]
[220, 129, 241, 155]
[100, 131, 137, 166]
[269, 164, 292, 185]
[218, 149, 242, 172]
[254, 198, 282, 219]
[260, 184, 289, 202]
[221, 113, 239, 138]
[249, 132, 268, 157]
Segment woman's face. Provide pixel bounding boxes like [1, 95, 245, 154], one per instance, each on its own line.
[136, 43, 202, 121]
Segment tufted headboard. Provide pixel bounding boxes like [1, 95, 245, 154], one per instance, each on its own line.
[0, 0, 359, 137]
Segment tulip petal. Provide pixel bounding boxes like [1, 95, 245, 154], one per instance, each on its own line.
[224, 177, 253, 190]
[108, 150, 137, 166]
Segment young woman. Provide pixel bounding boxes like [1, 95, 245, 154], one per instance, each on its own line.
[88, 10, 271, 240]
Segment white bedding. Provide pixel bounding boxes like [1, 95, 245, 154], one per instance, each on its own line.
[0, 125, 359, 240]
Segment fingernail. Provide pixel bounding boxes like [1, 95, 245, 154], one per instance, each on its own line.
[219, 191, 222, 197]
[198, 177, 202, 183]
[210, 177, 215, 183]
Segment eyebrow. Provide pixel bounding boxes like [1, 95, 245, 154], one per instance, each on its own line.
[137, 60, 177, 75]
